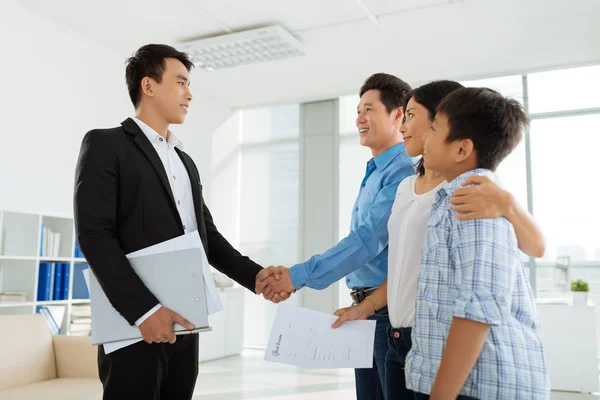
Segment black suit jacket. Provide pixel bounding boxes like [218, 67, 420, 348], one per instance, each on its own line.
[74, 118, 262, 325]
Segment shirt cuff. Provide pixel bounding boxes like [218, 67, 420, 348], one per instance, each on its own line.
[452, 293, 505, 326]
[135, 304, 162, 326]
[289, 263, 310, 290]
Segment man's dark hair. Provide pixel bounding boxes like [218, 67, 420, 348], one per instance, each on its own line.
[359, 73, 412, 114]
[437, 87, 528, 171]
[125, 44, 194, 107]
[406, 80, 464, 175]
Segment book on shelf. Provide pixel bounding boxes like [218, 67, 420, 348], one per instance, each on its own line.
[0, 292, 27, 302]
[70, 303, 92, 336]
[74, 239, 84, 259]
[40, 224, 61, 258]
[37, 305, 65, 335]
[72, 263, 90, 299]
[70, 304, 91, 317]
[37, 263, 71, 301]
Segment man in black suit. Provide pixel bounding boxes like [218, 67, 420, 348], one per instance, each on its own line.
[74, 44, 287, 399]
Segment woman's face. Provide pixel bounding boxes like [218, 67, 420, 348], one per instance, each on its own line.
[399, 97, 432, 157]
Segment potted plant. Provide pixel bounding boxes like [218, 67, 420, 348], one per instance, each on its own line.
[571, 279, 589, 306]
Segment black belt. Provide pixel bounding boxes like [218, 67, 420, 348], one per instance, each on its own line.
[350, 287, 377, 305]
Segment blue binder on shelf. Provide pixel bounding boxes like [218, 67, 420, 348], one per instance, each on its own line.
[72, 263, 90, 299]
[53, 263, 63, 301]
[37, 263, 52, 301]
[74, 239, 84, 259]
[62, 264, 70, 300]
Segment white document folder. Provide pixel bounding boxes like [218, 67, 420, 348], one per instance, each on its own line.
[264, 304, 376, 369]
[89, 247, 211, 345]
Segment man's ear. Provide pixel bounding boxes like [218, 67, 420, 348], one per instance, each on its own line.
[140, 77, 155, 99]
[393, 107, 404, 125]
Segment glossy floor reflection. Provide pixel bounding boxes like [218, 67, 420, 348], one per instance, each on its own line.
[192, 350, 600, 400]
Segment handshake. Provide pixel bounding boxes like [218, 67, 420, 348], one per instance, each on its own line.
[254, 265, 296, 304]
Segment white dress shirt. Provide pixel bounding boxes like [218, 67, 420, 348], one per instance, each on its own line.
[132, 117, 198, 326]
[387, 174, 447, 328]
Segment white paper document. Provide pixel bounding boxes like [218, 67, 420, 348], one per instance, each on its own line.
[83, 231, 221, 354]
[264, 304, 376, 369]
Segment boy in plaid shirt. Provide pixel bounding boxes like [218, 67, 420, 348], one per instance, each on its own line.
[406, 87, 550, 400]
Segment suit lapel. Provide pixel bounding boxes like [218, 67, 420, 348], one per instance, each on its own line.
[122, 118, 179, 214]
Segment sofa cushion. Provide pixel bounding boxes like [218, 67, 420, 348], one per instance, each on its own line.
[0, 378, 102, 400]
[53, 335, 99, 378]
[0, 314, 57, 390]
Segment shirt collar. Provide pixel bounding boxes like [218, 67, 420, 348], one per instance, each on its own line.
[440, 168, 496, 198]
[133, 117, 184, 150]
[372, 143, 407, 171]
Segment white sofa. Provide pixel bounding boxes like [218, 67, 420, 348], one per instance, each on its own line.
[0, 314, 102, 399]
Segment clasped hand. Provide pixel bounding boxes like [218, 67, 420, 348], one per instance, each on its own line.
[255, 265, 296, 303]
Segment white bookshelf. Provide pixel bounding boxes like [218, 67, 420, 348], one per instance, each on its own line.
[0, 210, 90, 335]
[0, 210, 244, 361]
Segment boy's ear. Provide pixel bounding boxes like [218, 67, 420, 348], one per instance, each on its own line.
[454, 139, 475, 163]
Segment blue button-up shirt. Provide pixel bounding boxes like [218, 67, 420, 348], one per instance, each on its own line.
[406, 169, 550, 399]
[289, 143, 415, 290]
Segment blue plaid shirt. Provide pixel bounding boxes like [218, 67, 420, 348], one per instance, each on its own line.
[406, 169, 550, 399]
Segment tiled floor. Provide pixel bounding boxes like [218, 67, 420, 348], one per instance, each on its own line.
[192, 350, 600, 399]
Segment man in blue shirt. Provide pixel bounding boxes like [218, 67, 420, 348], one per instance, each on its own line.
[256, 73, 415, 400]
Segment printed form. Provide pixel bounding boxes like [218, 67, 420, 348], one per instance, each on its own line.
[264, 304, 376, 368]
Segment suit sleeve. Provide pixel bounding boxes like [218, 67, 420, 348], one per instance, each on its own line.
[202, 202, 263, 293]
[74, 130, 159, 325]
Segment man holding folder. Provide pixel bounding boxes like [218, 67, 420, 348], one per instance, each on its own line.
[74, 44, 281, 399]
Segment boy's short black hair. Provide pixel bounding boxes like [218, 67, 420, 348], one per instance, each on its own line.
[125, 44, 194, 107]
[359, 73, 412, 114]
[437, 87, 528, 170]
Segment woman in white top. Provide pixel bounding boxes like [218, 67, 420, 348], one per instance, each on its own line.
[332, 80, 545, 399]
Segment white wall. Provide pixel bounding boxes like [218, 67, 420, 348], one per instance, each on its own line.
[0, 0, 232, 218]
[0, 0, 128, 216]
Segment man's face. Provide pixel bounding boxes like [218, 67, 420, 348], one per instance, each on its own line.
[356, 89, 402, 153]
[151, 57, 192, 125]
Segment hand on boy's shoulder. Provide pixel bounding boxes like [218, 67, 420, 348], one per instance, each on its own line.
[450, 174, 511, 221]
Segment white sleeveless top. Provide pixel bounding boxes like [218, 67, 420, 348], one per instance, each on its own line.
[387, 174, 447, 328]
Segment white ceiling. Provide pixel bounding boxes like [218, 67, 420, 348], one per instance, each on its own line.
[20, 0, 600, 109]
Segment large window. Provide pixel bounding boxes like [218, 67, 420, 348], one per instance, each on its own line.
[238, 105, 301, 348]
[527, 65, 600, 114]
[530, 114, 600, 263]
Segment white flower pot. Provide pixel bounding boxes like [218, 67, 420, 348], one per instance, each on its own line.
[573, 291, 588, 306]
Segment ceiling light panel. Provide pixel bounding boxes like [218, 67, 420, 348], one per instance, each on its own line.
[180, 25, 304, 71]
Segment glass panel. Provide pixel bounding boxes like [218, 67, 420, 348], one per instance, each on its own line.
[339, 94, 360, 135]
[461, 75, 524, 105]
[337, 140, 373, 307]
[528, 65, 600, 114]
[530, 114, 600, 263]
[239, 142, 301, 348]
[241, 104, 300, 143]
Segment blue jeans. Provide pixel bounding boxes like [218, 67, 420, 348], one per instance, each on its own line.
[385, 326, 414, 400]
[355, 306, 390, 400]
[414, 393, 477, 400]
